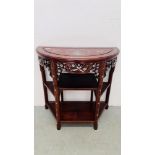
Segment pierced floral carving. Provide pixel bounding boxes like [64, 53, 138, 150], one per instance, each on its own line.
[106, 58, 117, 68]
[56, 62, 102, 79]
[111, 58, 117, 68]
[104, 58, 117, 77]
[38, 57, 52, 76]
[38, 56, 117, 80]
[38, 57, 50, 67]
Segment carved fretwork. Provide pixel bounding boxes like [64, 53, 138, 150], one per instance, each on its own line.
[106, 57, 117, 69]
[111, 58, 117, 68]
[38, 57, 50, 67]
[104, 57, 117, 77]
[38, 56, 117, 81]
[56, 62, 101, 79]
[38, 57, 52, 76]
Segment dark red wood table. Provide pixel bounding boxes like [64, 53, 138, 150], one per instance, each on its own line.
[36, 47, 119, 130]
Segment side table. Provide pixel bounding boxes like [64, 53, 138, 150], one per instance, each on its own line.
[36, 47, 119, 130]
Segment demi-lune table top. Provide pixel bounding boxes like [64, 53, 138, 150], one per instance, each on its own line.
[37, 47, 119, 62]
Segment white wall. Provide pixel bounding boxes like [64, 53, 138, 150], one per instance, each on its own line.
[34, 0, 121, 106]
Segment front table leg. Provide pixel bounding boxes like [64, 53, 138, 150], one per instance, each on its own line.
[94, 62, 106, 130]
[51, 61, 61, 130]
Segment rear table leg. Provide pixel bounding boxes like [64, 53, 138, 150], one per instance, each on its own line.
[40, 65, 49, 110]
[45, 104, 48, 109]
[90, 90, 93, 102]
[61, 91, 64, 102]
[57, 122, 61, 130]
[93, 121, 98, 130]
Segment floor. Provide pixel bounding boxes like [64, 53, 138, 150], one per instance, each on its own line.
[34, 106, 121, 155]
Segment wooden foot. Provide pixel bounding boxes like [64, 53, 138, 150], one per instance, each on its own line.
[93, 122, 98, 130]
[105, 105, 109, 109]
[45, 104, 48, 109]
[57, 123, 61, 130]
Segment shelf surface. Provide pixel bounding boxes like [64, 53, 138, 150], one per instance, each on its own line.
[44, 73, 110, 92]
[61, 101, 95, 122]
[48, 101, 107, 122]
[45, 80, 109, 92]
[59, 73, 98, 89]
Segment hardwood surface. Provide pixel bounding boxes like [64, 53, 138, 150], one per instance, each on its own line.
[37, 47, 119, 62]
[47, 101, 107, 122]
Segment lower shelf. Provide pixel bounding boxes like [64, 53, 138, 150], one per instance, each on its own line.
[47, 101, 107, 123]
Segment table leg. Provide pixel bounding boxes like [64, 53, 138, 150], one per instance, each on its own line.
[90, 90, 93, 102]
[89, 90, 93, 111]
[61, 91, 64, 102]
[94, 62, 106, 130]
[51, 61, 61, 130]
[40, 65, 49, 109]
[105, 66, 115, 109]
